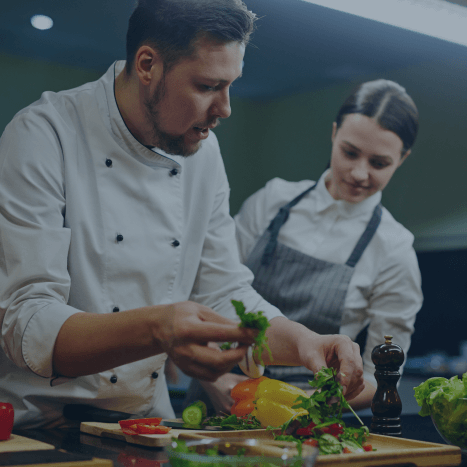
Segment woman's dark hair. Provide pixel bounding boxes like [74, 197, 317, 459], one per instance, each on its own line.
[126, 0, 256, 74]
[335, 79, 419, 155]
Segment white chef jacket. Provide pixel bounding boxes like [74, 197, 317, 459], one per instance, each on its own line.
[235, 176, 423, 386]
[0, 61, 283, 428]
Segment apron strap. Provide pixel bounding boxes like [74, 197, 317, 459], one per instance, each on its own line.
[345, 203, 383, 268]
[261, 183, 317, 266]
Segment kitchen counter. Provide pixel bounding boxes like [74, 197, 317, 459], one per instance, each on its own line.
[12, 414, 466, 467]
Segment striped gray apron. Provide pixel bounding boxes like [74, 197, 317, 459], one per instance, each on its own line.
[245, 182, 382, 384]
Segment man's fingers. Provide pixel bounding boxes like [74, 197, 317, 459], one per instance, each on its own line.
[177, 320, 257, 346]
[336, 340, 364, 397]
[342, 381, 366, 401]
[170, 343, 250, 381]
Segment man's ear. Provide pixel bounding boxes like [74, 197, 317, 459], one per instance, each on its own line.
[331, 121, 337, 144]
[398, 149, 411, 167]
[134, 45, 164, 86]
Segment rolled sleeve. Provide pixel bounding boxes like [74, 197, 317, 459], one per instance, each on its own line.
[22, 302, 79, 377]
[0, 107, 80, 378]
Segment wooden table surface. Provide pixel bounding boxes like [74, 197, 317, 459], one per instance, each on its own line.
[12, 414, 466, 467]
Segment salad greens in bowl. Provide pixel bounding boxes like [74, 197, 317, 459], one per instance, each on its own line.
[414, 373, 467, 453]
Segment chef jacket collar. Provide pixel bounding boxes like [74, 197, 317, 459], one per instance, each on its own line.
[313, 169, 382, 218]
[102, 60, 184, 172]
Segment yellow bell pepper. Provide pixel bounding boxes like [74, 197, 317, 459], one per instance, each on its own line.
[231, 377, 309, 428]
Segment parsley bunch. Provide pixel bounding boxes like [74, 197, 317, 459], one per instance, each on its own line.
[221, 300, 272, 365]
[292, 367, 363, 425]
[204, 413, 262, 430]
[278, 367, 370, 455]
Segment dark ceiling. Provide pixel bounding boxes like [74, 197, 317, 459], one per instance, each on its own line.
[1, 0, 467, 99]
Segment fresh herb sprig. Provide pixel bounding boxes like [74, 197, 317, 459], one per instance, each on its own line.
[292, 367, 363, 426]
[279, 367, 370, 455]
[220, 300, 272, 364]
[230, 299, 272, 365]
[204, 413, 262, 430]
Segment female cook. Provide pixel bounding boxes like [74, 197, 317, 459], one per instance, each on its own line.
[185, 79, 423, 413]
[235, 79, 423, 409]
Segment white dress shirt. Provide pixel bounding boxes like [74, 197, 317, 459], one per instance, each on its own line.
[235, 176, 423, 386]
[0, 61, 283, 428]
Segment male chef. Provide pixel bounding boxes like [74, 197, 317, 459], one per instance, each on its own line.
[0, 0, 364, 428]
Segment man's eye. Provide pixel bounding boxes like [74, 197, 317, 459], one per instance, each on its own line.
[201, 85, 215, 92]
[344, 150, 357, 158]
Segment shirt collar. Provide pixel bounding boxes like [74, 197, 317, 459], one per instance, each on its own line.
[313, 169, 382, 217]
[101, 60, 183, 171]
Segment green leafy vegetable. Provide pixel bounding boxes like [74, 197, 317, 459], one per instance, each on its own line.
[224, 300, 272, 365]
[278, 367, 370, 455]
[204, 413, 262, 430]
[414, 373, 467, 449]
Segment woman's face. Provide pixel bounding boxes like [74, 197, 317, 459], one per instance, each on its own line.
[326, 113, 410, 204]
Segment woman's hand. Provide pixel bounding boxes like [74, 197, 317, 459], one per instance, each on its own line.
[199, 373, 250, 415]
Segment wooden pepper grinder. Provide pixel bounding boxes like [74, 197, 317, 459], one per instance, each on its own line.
[370, 335, 404, 436]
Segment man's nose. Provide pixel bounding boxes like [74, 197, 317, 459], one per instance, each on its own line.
[212, 88, 231, 119]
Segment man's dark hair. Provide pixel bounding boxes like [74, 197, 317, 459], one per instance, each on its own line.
[126, 0, 256, 74]
[335, 79, 419, 156]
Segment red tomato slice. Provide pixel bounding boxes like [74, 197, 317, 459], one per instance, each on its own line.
[121, 426, 139, 435]
[120, 423, 171, 435]
[119, 417, 162, 428]
[230, 399, 255, 417]
[363, 444, 373, 452]
[343, 447, 352, 454]
[136, 425, 171, 434]
[296, 427, 313, 436]
[303, 439, 318, 447]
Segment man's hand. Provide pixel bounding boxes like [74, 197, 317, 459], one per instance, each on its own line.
[154, 301, 257, 382]
[264, 317, 365, 401]
[199, 373, 249, 415]
[53, 301, 256, 379]
[298, 333, 365, 401]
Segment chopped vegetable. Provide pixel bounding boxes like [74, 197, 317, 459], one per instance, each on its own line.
[255, 398, 308, 428]
[0, 402, 14, 440]
[118, 417, 171, 436]
[230, 377, 308, 426]
[230, 399, 256, 417]
[204, 367, 373, 456]
[204, 413, 262, 430]
[118, 417, 162, 428]
[231, 376, 267, 401]
[276, 367, 371, 455]
[182, 400, 207, 425]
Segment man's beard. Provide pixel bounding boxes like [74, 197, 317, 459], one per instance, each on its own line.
[144, 78, 200, 157]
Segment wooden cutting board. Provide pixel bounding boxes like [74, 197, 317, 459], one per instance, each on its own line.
[180, 430, 462, 467]
[80, 420, 268, 448]
[0, 435, 113, 467]
[0, 434, 55, 453]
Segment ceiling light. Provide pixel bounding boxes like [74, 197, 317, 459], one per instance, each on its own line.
[300, 0, 467, 48]
[30, 15, 54, 30]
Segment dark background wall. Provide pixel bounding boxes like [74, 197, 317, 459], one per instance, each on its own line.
[1, 0, 467, 364]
